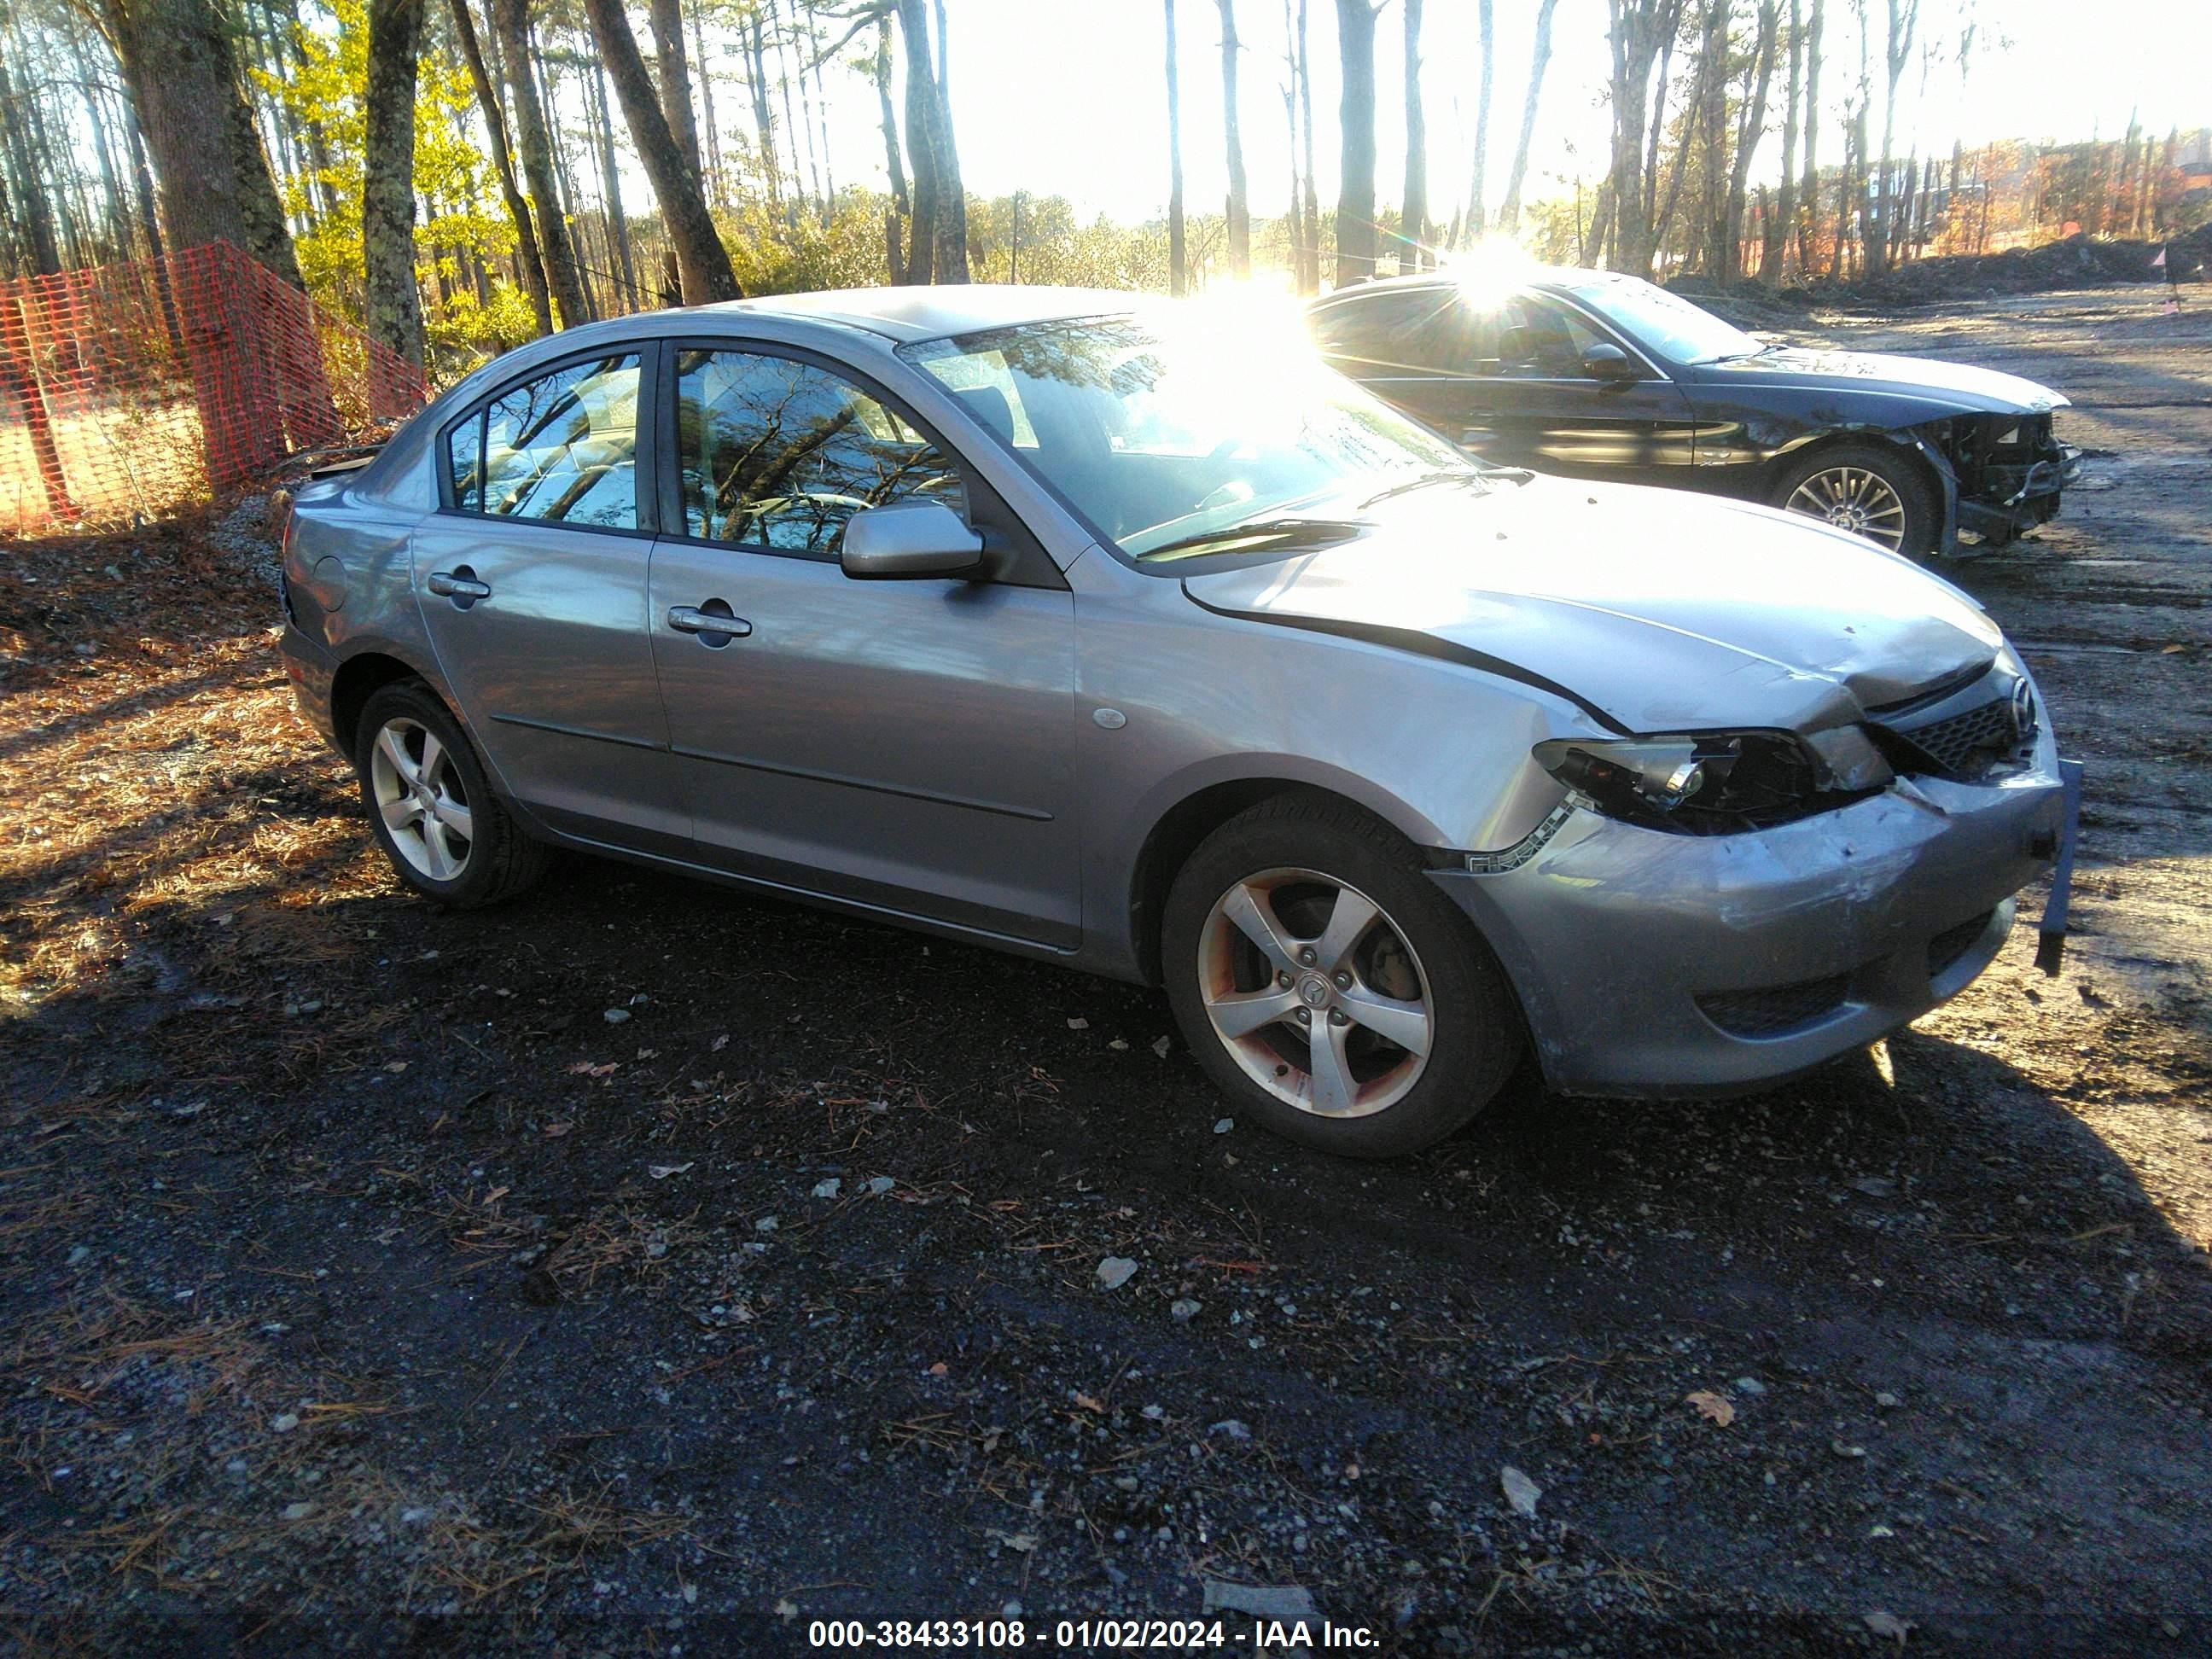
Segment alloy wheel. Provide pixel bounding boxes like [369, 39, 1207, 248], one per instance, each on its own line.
[1196, 868, 1434, 1119]
[369, 717, 474, 882]
[1784, 465, 1908, 551]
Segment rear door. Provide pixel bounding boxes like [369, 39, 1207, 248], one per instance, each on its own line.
[412, 348, 686, 854]
[644, 342, 1080, 948]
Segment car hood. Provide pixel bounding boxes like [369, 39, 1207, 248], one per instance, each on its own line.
[1179, 477, 2004, 734]
[1697, 346, 2068, 415]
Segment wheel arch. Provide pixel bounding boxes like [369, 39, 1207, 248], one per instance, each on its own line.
[1127, 776, 1436, 987]
[330, 649, 438, 762]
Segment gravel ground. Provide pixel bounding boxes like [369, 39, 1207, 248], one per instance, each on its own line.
[2, 288, 2208, 1656]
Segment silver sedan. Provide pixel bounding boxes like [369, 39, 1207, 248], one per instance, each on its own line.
[277, 286, 2066, 1156]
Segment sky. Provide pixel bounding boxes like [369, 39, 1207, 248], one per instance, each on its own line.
[741, 0, 2209, 230]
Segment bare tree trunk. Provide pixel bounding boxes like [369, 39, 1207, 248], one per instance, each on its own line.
[1638, 19, 1674, 244]
[694, 5, 724, 205]
[363, 0, 426, 373]
[1720, 0, 1780, 283]
[1167, 0, 1188, 294]
[1400, 0, 1427, 268]
[873, 17, 909, 281]
[1334, 0, 1378, 286]
[492, 0, 590, 324]
[1762, 0, 1802, 281]
[591, 58, 639, 307]
[894, 0, 936, 282]
[925, 0, 968, 282]
[648, 0, 704, 185]
[1220, 0, 1249, 277]
[0, 61, 61, 275]
[1867, 0, 1915, 276]
[1495, 0, 1558, 236]
[447, 0, 550, 335]
[101, 0, 306, 289]
[1296, 0, 1319, 292]
[1796, 0, 1822, 275]
[744, 14, 781, 207]
[1604, 0, 1677, 277]
[1463, 0, 1491, 241]
[584, 0, 742, 301]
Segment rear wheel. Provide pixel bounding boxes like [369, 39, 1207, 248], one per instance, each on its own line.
[355, 680, 550, 907]
[1161, 794, 1523, 1157]
[1771, 441, 1937, 558]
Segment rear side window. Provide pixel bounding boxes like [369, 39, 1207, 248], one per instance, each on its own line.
[1308, 288, 1459, 374]
[676, 348, 963, 554]
[450, 353, 642, 529]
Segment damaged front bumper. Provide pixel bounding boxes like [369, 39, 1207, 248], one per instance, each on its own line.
[1926, 413, 2081, 556]
[1430, 739, 2066, 1097]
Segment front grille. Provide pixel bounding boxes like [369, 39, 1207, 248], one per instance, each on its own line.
[1900, 697, 2016, 777]
[1928, 910, 1996, 979]
[1697, 973, 1852, 1038]
[1870, 667, 2035, 783]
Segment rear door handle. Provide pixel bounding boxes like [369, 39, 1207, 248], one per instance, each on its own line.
[428, 571, 492, 600]
[667, 603, 751, 640]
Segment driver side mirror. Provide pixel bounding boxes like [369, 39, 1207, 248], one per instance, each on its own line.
[839, 498, 987, 580]
[1580, 342, 1639, 382]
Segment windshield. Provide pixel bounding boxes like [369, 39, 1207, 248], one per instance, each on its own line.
[899, 311, 1477, 561]
[1560, 275, 1764, 364]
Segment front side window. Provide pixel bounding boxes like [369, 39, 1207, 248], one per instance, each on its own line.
[470, 353, 641, 528]
[678, 349, 962, 553]
[904, 311, 1474, 562]
[1493, 296, 1605, 377]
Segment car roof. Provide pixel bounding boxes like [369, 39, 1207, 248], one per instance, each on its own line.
[1306, 265, 1631, 311]
[682, 284, 1144, 345]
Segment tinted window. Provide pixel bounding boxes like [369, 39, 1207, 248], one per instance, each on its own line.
[678, 350, 962, 553]
[1309, 288, 1459, 373]
[1493, 296, 1605, 376]
[474, 353, 641, 528]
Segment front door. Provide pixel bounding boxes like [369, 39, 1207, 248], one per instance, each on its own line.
[646, 345, 1080, 949]
[1383, 292, 1699, 481]
[413, 348, 684, 853]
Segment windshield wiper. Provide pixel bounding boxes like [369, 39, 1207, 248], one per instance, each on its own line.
[1133, 515, 1362, 563]
[1358, 469, 1488, 509]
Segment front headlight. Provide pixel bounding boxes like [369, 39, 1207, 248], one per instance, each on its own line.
[1534, 731, 1878, 834]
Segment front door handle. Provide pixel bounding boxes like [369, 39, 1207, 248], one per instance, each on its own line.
[428, 570, 492, 601]
[667, 602, 751, 643]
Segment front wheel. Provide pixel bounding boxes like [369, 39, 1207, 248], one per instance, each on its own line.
[1771, 442, 1937, 559]
[1161, 794, 1524, 1158]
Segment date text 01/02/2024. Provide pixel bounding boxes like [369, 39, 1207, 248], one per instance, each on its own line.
[804, 1616, 1382, 1650]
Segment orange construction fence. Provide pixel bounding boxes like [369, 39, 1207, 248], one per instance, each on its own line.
[0, 241, 425, 536]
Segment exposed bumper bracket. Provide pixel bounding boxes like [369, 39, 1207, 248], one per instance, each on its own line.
[2034, 757, 2086, 975]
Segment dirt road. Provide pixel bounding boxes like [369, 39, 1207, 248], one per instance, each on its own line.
[3, 288, 2207, 1655]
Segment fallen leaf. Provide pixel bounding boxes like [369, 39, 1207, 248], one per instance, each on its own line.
[1073, 1391, 1105, 1413]
[2162, 643, 2187, 654]
[927, 1361, 947, 1376]
[1152, 1036, 1173, 1057]
[1066, 1016, 1090, 1030]
[383, 1061, 409, 1074]
[566, 1061, 617, 1077]
[1500, 1464, 1541, 1519]
[1685, 1389, 1736, 1427]
[710, 1034, 729, 1052]
[543, 1121, 574, 1138]
[991, 1530, 1039, 1552]
[1863, 1610, 1913, 1643]
[649, 1161, 694, 1180]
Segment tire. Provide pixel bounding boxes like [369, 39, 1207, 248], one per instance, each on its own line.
[1769, 441, 1938, 559]
[1161, 792, 1524, 1158]
[354, 679, 550, 908]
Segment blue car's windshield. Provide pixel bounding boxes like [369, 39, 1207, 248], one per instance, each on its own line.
[1561, 274, 1766, 364]
[900, 311, 1479, 562]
